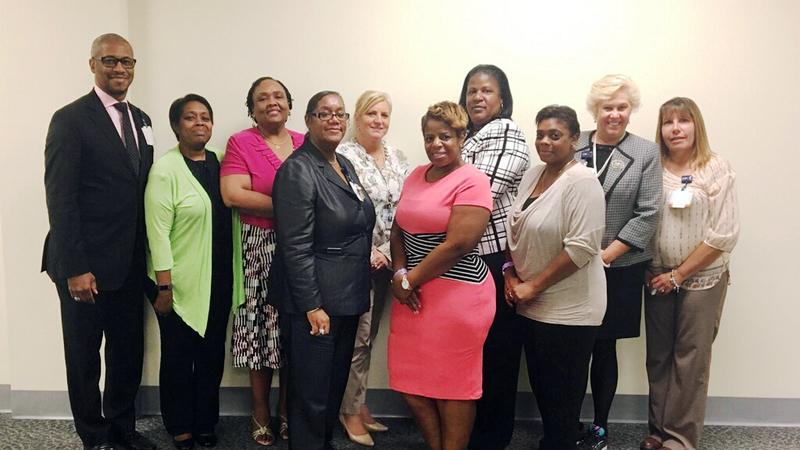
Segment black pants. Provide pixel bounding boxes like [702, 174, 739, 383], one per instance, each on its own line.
[469, 251, 523, 450]
[285, 313, 359, 450]
[156, 275, 231, 436]
[56, 270, 144, 447]
[519, 316, 597, 450]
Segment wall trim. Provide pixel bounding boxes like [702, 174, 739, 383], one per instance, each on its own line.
[8, 387, 800, 427]
[0, 384, 10, 413]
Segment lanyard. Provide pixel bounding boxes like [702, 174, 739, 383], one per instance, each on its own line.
[592, 140, 616, 177]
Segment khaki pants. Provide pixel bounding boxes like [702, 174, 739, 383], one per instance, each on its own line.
[644, 272, 728, 450]
[340, 270, 392, 415]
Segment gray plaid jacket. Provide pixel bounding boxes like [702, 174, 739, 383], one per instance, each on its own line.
[573, 131, 662, 267]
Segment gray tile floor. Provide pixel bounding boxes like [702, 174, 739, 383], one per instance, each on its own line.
[1, 414, 799, 449]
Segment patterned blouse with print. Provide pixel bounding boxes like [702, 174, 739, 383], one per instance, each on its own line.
[337, 139, 410, 259]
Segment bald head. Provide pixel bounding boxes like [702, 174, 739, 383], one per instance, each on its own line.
[89, 33, 135, 101]
[91, 33, 132, 57]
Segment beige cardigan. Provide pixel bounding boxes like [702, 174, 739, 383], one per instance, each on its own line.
[507, 163, 607, 326]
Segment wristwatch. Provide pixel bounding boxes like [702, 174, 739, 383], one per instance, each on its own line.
[401, 273, 410, 290]
[394, 268, 411, 290]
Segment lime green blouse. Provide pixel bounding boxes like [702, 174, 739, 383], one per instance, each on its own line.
[145, 147, 244, 336]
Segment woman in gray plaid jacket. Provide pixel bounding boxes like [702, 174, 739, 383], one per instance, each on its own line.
[573, 74, 663, 450]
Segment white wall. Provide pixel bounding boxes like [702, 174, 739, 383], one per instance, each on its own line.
[0, 0, 129, 390]
[0, 229, 9, 391]
[1, 0, 799, 401]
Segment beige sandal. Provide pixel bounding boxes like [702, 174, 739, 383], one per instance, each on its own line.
[251, 415, 275, 446]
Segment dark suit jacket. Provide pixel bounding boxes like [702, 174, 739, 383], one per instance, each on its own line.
[271, 138, 376, 316]
[42, 90, 154, 291]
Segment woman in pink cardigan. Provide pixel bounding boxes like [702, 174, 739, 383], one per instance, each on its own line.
[221, 76, 304, 446]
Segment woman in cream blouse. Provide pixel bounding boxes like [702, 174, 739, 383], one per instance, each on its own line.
[504, 105, 606, 450]
[336, 90, 408, 446]
[641, 97, 739, 450]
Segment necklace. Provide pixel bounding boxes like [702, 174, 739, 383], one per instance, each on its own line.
[532, 159, 576, 197]
[257, 126, 290, 150]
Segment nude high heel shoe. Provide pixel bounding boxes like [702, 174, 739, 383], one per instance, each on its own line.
[339, 414, 374, 447]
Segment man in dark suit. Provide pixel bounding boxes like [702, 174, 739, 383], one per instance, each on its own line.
[42, 33, 156, 450]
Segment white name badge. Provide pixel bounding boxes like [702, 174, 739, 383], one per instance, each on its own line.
[668, 188, 693, 208]
[141, 126, 155, 146]
[349, 181, 366, 202]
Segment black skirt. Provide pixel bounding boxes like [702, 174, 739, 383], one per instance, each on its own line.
[597, 261, 648, 340]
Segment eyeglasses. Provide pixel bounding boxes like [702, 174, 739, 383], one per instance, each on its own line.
[308, 111, 350, 121]
[94, 56, 137, 69]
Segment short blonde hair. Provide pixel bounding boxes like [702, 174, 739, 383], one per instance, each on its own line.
[421, 101, 468, 137]
[656, 97, 714, 169]
[345, 90, 392, 141]
[586, 74, 641, 120]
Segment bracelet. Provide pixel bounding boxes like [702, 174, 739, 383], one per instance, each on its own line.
[670, 269, 681, 293]
[501, 261, 515, 273]
[307, 307, 321, 314]
[394, 268, 408, 277]
[157, 283, 172, 291]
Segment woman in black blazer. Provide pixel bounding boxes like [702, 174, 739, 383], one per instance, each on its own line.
[271, 90, 376, 450]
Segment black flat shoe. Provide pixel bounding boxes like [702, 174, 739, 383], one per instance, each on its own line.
[173, 436, 195, 450]
[121, 431, 156, 450]
[195, 433, 217, 447]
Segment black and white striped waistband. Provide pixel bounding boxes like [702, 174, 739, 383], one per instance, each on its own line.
[402, 230, 488, 284]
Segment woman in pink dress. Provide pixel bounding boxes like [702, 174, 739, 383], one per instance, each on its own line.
[388, 101, 495, 450]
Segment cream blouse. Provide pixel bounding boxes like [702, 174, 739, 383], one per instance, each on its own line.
[507, 163, 607, 326]
[337, 139, 409, 259]
[651, 154, 739, 290]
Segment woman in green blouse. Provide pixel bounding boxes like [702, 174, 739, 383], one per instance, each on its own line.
[145, 94, 242, 450]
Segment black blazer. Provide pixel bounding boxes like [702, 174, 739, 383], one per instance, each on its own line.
[42, 90, 154, 290]
[271, 139, 376, 316]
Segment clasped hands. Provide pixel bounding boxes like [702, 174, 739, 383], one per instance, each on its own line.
[391, 271, 421, 314]
[646, 269, 685, 296]
[370, 247, 389, 273]
[503, 269, 539, 307]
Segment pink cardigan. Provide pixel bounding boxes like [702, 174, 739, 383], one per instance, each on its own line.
[221, 127, 305, 228]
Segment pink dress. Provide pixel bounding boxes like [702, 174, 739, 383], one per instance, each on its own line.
[388, 163, 496, 400]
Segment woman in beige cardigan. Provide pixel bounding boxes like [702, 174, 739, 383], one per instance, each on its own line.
[504, 105, 606, 450]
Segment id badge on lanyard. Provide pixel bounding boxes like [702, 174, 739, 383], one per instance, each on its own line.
[586, 142, 616, 177]
[339, 160, 366, 202]
[668, 175, 694, 208]
[349, 180, 366, 202]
